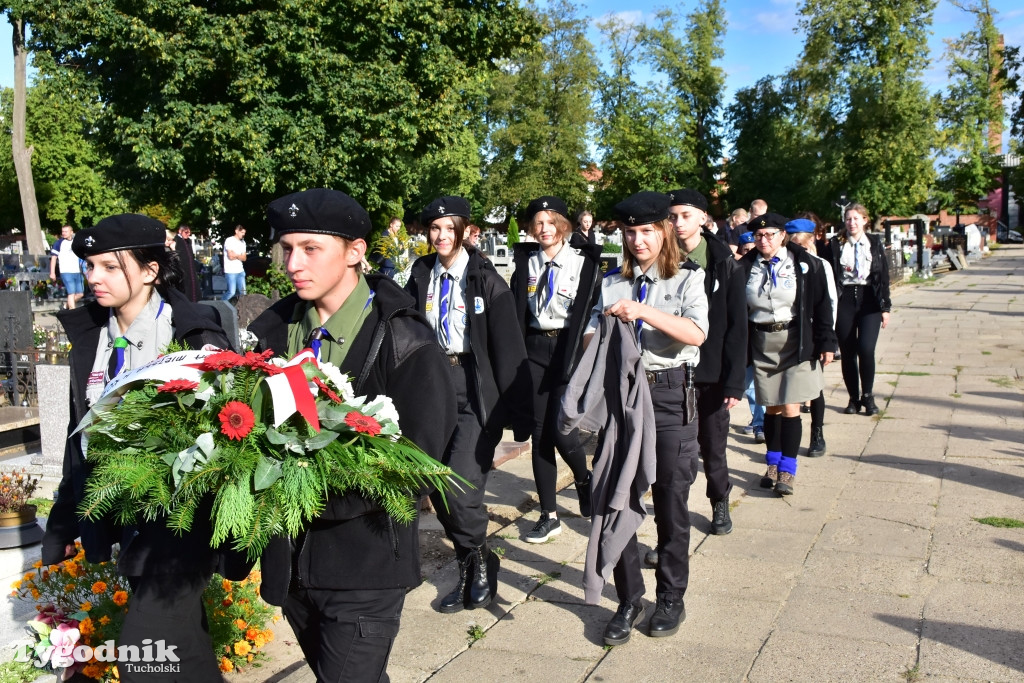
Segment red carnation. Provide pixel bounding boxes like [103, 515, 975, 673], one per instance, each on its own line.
[313, 377, 341, 403]
[344, 411, 382, 436]
[202, 351, 245, 371]
[157, 379, 198, 393]
[219, 401, 256, 440]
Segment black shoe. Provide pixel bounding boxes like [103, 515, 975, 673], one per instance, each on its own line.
[644, 547, 659, 567]
[438, 554, 470, 613]
[801, 403, 811, 413]
[603, 601, 645, 646]
[466, 545, 498, 609]
[844, 399, 862, 414]
[524, 512, 561, 543]
[711, 498, 733, 535]
[807, 427, 826, 457]
[575, 473, 592, 518]
[862, 394, 879, 416]
[648, 596, 686, 637]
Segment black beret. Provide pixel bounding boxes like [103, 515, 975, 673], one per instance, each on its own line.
[613, 191, 670, 226]
[746, 212, 789, 230]
[524, 196, 569, 224]
[72, 214, 167, 258]
[420, 196, 471, 226]
[665, 188, 708, 212]
[267, 188, 371, 243]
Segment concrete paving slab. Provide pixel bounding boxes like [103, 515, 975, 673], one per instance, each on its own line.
[429, 647, 596, 683]
[801, 548, 934, 596]
[727, 492, 837, 534]
[817, 516, 932, 558]
[837, 479, 941, 505]
[748, 630, 916, 682]
[594, 639, 757, 682]
[831, 498, 936, 529]
[694, 527, 819, 566]
[686, 555, 801, 602]
[773, 584, 924, 647]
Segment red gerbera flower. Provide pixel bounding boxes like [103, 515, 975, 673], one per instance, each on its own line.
[202, 351, 245, 371]
[157, 379, 199, 393]
[344, 411, 381, 436]
[239, 350, 281, 375]
[313, 377, 341, 403]
[219, 401, 256, 440]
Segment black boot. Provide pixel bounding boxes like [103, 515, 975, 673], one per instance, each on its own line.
[862, 394, 879, 416]
[807, 427, 826, 457]
[843, 398, 861, 414]
[648, 595, 686, 637]
[467, 545, 498, 609]
[603, 601, 645, 645]
[438, 552, 470, 613]
[575, 472, 592, 518]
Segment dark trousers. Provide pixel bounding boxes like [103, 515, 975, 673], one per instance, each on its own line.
[284, 587, 404, 683]
[613, 372, 699, 604]
[695, 382, 732, 503]
[119, 572, 219, 683]
[430, 360, 502, 554]
[836, 286, 882, 399]
[526, 332, 589, 512]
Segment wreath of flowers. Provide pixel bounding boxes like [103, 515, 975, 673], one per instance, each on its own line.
[77, 347, 463, 559]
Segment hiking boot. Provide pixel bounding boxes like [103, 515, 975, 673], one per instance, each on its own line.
[711, 497, 733, 535]
[524, 512, 561, 543]
[862, 394, 880, 416]
[844, 399, 862, 414]
[760, 465, 778, 489]
[807, 427, 826, 457]
[466, 545, 498, 609]
[775, 471, 795, 496]
[438, 553, 470, 613]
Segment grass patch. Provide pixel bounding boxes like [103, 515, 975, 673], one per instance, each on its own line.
[467, 624, 486, 642]
[899, 371, 931, 376]
[534, 570, 562, 586]
[27, 497, 53, 517]
[981, 350, 991, 355]
[968, 283, 977, 287]
[988, 377, 1015, 388]
[887, 381, 898, 387]
[974, 516, 1024, 528]
[498, 532, 516, 540]
[906, 273, 934, 285]
[492, 546, 506, 558]
[950, 393, 961, 398]
[897, 593, 911, 598]
[902, 663, 922, 682]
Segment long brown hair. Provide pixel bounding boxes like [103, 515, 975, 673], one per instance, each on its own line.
[838, 203, 870, 244]
[427, 215, 468, 252]
[621, 219, 679, 280]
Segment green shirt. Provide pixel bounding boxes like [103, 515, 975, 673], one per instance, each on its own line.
[682, 236, 709, 271]
[286, 275, 374, 366]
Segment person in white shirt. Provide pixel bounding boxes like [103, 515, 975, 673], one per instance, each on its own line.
[221, 224, 247, 301]
[49, 224, 84, 309]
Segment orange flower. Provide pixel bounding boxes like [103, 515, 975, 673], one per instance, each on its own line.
[262, 629, 275, 643]
[30, 587, 40, 599]
[82, 663, 103, 679]
[99, 616, 111, 626]
[32, 560, 42, 569]
[245, 628, 259, 641]
[253, 634, 267, 649]
[219, 401, 256, 440]
[219, 657, 234, 672]
[64, 583, 75, 593]
[112, 591, 128, 606]
[247, 654, 254, 662]
[91, 581, 107, 594]
[80, 601, 92, 612]
[221, 579, 232, 592]
[234, 640, 251, 656]
[79, 618, 95, 636]
[235, 619, 247, 630]
[222, 597, 233, 607]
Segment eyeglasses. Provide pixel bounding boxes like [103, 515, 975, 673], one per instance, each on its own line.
[753, 231, 781, 241]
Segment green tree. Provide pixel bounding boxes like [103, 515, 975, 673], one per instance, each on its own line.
[641, 0, 727, 196]
[593, 15, 689, 217]
[480, 0, 598, 219]
[935, 0, 1007, 211]
[793, 0, 938, 216]
[27, 0, 536, 240]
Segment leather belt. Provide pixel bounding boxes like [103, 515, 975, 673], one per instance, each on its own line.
[646, 366, 686, 385]
[754, 320, 795, 333]
[527, 328, 561, 337]
[447, 354, 471, 366]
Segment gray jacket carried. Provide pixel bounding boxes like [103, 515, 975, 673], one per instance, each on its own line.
[558, 315, 656, 604]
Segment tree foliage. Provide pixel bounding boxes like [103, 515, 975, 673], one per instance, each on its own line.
[480, 0, 598, 219]
[27, 0, 537, 239]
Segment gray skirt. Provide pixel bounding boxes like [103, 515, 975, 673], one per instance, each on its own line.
[752, 328, 824, 407]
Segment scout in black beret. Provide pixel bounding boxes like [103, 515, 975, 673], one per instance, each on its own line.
[72, 214, 167, 258]
[665, 189, 709, 213]
[746, 212, 789, 231]
[613, 191, 671, 226]
[267, 188, 372, 243]
[420, 196, 471, 227]
[524, 196, 569, 224]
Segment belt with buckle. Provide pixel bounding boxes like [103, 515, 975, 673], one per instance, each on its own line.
[645, 367, 682, 384]
[528, 327, 561, 337]
[754, 320, 795, 333]
[447, 354, 471, 366]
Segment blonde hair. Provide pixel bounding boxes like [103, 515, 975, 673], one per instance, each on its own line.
[788, 231, 816, 255]
[530, 212, 572, 240]
[621, 219, 679, 280]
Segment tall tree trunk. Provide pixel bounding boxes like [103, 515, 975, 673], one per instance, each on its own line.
[10, 17, 45, 257]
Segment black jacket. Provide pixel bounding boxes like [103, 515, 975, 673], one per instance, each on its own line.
[249, 275, 457, 602]
[741, 243, 837, 364]
[693, 232, 748, 398]
[407, 247, 532, 439]
[569, 227, 597, 248]
[510, 241, 603, 386]
[42, 288, 248, 579]
[822, 232, 892, 312]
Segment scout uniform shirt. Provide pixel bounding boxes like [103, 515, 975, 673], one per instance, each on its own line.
[839, 235, 872, 286]
[425, 247, 471, 354]
[746, 248, 798, 325]
[527, 241, 585, 331]
[586, 262, 709, 371]
[287, 275, 375, 362]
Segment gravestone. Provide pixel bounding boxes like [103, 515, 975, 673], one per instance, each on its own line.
[0, 291, 33, 352]
[235, 293, 273, 329]
[198, 301, 240, 351]
[36, 364, 71, 479]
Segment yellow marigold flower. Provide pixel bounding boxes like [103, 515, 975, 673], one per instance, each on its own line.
[11, 580, 22, 591]
[79, 618, 95, 636]
[112, 591, 128, 606]
[247, 654, 253, 663]
[32, 560, 42, 568]
[91, 581, 107, 594]
[23, 572, 33, 582]
[65, 583, 75, 593]
[245, 628, 259, 641]
[271, 615, 281, 624]
[80, 601, 92, 612]
[30, 587, 40, 599]
[219, 657, 233, 672]
[111, 664, 119, 679]
[233, 640, 251, 657]
[82, 663, 103, 679]
[99, 615, 111, 626]
[262, 629, 275, 643]
[49, 565, 59, 573]
[234, 619, 247, 630]
[221, 579, 232, 592]
[253, 634, 267, 649]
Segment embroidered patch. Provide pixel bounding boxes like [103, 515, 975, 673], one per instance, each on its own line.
[800, 262, 809, 274]
[474, 297, 485, 314]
